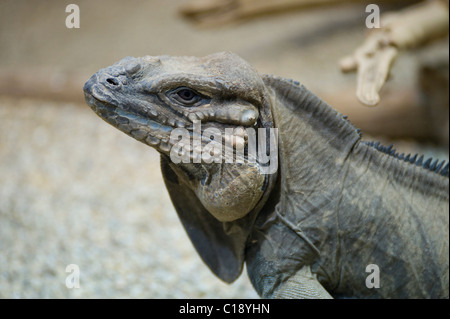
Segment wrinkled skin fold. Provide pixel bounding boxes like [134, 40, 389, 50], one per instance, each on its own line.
[84, 52, 449, 298]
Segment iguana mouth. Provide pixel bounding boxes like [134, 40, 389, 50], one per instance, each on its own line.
[85, 91, 184, 154]
[84, 76, 177, 153]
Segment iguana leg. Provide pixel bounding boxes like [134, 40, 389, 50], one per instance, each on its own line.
[273, 266, 333, 299]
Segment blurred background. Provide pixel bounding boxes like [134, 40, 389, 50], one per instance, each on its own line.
[0, 0, 448, 298]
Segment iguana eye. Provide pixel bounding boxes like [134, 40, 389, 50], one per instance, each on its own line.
[172, 87, 201, 105]
[177, 88, 196, 101]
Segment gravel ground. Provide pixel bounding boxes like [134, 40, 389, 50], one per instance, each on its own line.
[0, 97, 258, 298]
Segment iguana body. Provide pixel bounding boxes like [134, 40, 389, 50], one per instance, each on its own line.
[83, 52, 449, 298]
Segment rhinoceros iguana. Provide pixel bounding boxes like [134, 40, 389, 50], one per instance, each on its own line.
[83, 52, 449, 299]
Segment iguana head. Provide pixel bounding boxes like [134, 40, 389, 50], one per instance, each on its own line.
[83, 52, 276, 223]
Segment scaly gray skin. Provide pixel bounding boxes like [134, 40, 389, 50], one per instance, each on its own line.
[83, 52, 449, 298]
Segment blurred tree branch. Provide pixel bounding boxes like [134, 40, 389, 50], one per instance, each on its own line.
[340, 0, 449, 106]
[179, 0, 416, 27]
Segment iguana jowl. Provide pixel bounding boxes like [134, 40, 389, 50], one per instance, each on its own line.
[83, 52, 449, 298]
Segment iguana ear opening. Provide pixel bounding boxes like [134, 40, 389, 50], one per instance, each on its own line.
[160, 155, 250, 283]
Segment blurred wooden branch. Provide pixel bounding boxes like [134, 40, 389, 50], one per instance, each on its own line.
[179, 0, 417, 27]
[340, 0, 449, 106]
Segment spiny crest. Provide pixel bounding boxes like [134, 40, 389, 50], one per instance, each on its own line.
[263, 75, 362, 139]
[364, 141, 449, 177]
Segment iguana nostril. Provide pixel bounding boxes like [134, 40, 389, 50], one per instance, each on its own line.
[106, 78, 119, 86]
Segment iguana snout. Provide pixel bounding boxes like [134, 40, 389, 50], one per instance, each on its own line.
[83, 56, 177, 154]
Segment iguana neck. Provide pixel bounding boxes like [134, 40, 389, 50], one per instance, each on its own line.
[265, 75, 448, 202]
[264, 76, 361, 199]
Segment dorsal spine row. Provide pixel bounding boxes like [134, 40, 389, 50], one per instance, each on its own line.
[364, 141, 449, 177]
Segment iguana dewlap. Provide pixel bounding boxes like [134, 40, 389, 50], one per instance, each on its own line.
[83, 52, 449, 299]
